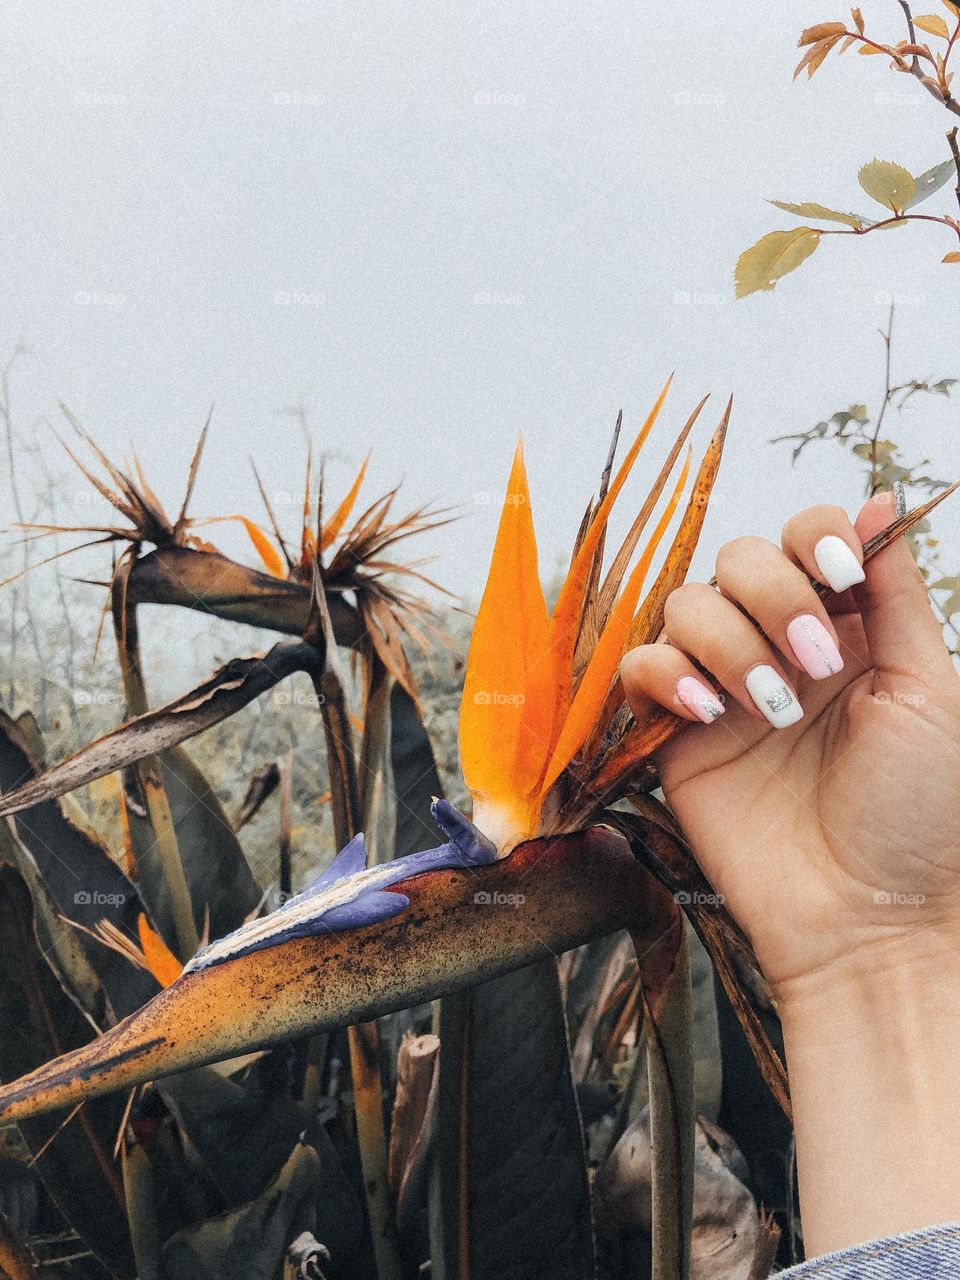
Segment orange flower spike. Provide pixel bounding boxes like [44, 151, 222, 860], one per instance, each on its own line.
[459, 439, 552, 848]
[321, 452, 371, 552]
[545, 376, 672, 746]
[539, 445, 692, 796]
[239, 518, 286, 578]
[137, 913, 183, 989]
[194, 516, 286, 578]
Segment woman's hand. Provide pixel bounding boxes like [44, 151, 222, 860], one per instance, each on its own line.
[620, 489, 960, 1001]
[620, 489, 960, 1256]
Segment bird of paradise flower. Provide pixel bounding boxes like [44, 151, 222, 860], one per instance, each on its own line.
[0, 379, 949, 1129]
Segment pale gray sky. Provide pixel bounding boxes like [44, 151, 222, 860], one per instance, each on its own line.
[2, 0, 958, 647]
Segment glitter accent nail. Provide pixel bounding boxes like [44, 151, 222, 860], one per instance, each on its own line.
[744, 664, 804, 729]
[676, 676, 725, 724]
[786, 614, 844, 680]
[893, 481, 907, 519]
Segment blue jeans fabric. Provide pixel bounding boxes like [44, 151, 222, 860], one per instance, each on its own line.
[778, 1223, 960, 1277]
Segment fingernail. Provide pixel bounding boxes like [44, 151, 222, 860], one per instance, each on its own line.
[813, 535, 865, 592]
[744, 665, 804, 728]
[676, 676, 725, 724]
[786, 614, 844, 680]
[893, 481, 907, 518]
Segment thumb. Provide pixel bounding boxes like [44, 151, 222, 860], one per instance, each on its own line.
[853, 488, 951, 682]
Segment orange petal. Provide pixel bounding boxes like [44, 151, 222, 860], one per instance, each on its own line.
[321, 453, 370, 552]
[196, 516, 285, 578]
[546, 377, 672, 745]
[137, 913, 182, 988]
[459, 439, 552, 844]
[539, 445, 691, 795]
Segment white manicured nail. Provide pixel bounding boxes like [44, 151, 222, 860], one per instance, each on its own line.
[813, 535, 865, 592]
[744, 665, 803, 729]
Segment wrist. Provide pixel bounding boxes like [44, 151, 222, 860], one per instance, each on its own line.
[777, 926, 960, 1257]
[774, 920, 960, 1034]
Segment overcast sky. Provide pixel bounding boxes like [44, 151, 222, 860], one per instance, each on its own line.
[2, 0, 958, 658]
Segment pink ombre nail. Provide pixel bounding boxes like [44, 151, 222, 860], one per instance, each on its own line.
[786, 614, 844, 680]
[676, 676, 725, 723]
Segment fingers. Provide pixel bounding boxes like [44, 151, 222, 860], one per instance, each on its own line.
[781, 505, 865, 593]
[663, 582, 803, 728]
[715, 536, 845, 680]
[620, 643, 727, 726]
[853, 489, 954, 681]
[621, 493, 952, 737]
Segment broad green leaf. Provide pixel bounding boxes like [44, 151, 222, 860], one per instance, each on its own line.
[161, 1142, 324, 1279]
[768, 199, 865, 228]
[858, 159, 916, 212]
[390, 682, 445, 857]
[0, 866, 136, 1278]
[914, 13, 950, 37]
[735, 228, 821, 298]
[126, 744, 262, 946]
[0, 711, 157, 1017]
[906, 158, 957, 207]
[434, 961, 595, 1280]
[157, 1067, 368, 1263]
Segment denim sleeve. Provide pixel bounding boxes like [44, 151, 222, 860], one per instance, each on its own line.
[777, 1223, 960, 1277]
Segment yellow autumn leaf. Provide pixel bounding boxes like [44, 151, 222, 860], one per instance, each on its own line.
[857, 159, 916, 213]
[798, 22, 847, 45]
[795, 37, 841, 79]
[858, 43, 886, 53]
[734, 228, 821, 298]
[943, 250, 960, 262]
[943, 0, 960, 16]
[915, 13, 950, 36]
[852, 7, 865, 33]
[769, 199, 864, 228]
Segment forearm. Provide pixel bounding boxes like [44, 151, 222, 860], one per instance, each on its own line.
[778, 927, 960, 1257]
